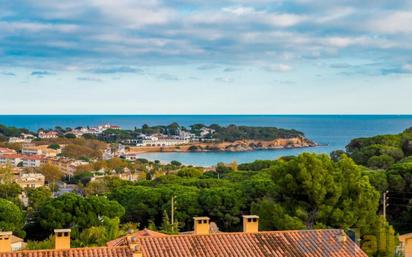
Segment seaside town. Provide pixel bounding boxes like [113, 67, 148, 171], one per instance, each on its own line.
[1, 122, 412, 257]
[1, 0, 412, 255]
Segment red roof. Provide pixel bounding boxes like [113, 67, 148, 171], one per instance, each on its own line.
[136, 229, 367, 257]
[107, 229, 167, 247]
[0, 246, 133, 257]
[0, 229, 367, 257]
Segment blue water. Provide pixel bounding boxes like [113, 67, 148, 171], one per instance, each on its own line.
[1, 115, 412, 166]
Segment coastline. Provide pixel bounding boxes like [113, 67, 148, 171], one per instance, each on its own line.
[125, 136, 318, 154]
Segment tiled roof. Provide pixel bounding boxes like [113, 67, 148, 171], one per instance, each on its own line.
[136, 229, 367, 257]
[0, 246, 133, 257]
[107, 229, 168, 247]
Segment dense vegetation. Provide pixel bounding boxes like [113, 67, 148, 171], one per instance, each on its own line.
[97, 123, 305, 143]
[342, 128, 412, 236]
[0, 153, 396, 256]
[0, 124, 31, 141]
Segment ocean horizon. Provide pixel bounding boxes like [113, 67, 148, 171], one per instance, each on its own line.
[2, 114, 412, 166]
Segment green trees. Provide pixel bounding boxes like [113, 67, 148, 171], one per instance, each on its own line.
[252, 154, 379, 231]
[346, 128, 412, 169]
[38, 193, 125, 235]
[0, 199, 25, 237]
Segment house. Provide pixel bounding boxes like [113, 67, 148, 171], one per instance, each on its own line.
[22, 145, 60, 157]
[15, 173, 45, 189]
[38, 131, 59, 139]
[0, 215, 368, 257]
[0, 216, 368, 257]
[0, 147, 16, 155]
[398, 233, 412, 257]
[8, 137, 32, 144]
[0, 154, 22, 167]
[105, 215, 368, 257]
[21, 155, 43, 168]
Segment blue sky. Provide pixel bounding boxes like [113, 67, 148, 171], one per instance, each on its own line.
[1, 0, 412, 114]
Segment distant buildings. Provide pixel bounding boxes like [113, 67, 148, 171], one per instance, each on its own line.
[8, 133, 35, 144]
[38, 131, 59, 139]
[67, 124, 121, 137]
[15, 173, 45, 189]
[22, 144, 61, 157]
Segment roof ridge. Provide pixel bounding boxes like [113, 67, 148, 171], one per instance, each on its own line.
[141, 229, 343, 239]
[11, 245, 131, 253]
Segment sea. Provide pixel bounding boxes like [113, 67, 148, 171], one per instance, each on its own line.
[1, 115, 412, 166]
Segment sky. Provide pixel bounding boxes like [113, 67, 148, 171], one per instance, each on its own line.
[1, 0, 412, 114]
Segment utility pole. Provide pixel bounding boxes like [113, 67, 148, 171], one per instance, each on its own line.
[383, 190, 389, 219]
[171, 196, 175, 225]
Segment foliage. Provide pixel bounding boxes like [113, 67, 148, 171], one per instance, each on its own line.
[37, 193, 125, 237]
[37, 163, 63, 182]
[26, 187, 52, 211]
[346, 128, 412, 168]
[177, 167, 203, 178]
[26, 236, 54, 250]
[61, 138, 106, 160]
[0, 199, 25, 237]
[48, 143, 60, 150]
[76, 217, 121, 247]
[0, 124, 31, 138]
[0, 183, 23, 204]
[210, 124, 304, 142]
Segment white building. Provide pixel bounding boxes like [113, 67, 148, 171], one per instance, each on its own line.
[38, 131, 59, 139]
[0, 154, 22, 166]
[22, 156, 43, 168]
[8, 137, 32, 144]
[138, 138, 189, 147]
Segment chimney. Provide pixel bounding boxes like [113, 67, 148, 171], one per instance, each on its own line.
[193, 217, 210, 235]
[337, 230, 347, 242]
[242, 215, 259, 233]
[127, 235, 143, 257]
[54, 229, 71, 250]
[0, 232, 12, 253]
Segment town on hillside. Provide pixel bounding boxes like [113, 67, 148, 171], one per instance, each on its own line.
[1, 123, 412, 257]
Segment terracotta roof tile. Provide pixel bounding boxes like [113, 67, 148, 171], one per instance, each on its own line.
[0, 229, 368, 257]
[107, 229, 168, 248]
[0, 246, 133, 257]
[137, 229, 367, 257]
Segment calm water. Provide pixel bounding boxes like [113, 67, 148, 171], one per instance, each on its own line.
[1, 115, 412, 166]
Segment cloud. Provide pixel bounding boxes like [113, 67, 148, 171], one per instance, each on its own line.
[264, 64, 292, 72]
[156, 73, 179, 81]
[197, 64, 219, 70]
[329, 63, 353, 69]
[215, 77, 234, 83]
[1, 0, 412, 78]
[77, 76, 103, 82]
[0, 71, 16, 76]
[31, 71, 55, 77]
[91, 66, 143, 74]
[223, 67, 239, 72]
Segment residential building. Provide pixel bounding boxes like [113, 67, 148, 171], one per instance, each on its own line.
[15, 173, 45, 189]
[22, 145, 60, 157]
[21, 155, 43, 168]
[0, 147, 16, 155]
[0, 154, 22, 167]
[0, 215, 368, 257]
[8, 137, 32, 144]
[399, 233, 412, 257]
[38, 131, 59, 139]
[138, 137, 189, 147]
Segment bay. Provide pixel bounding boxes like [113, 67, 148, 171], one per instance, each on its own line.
[1, 115, 412, 166]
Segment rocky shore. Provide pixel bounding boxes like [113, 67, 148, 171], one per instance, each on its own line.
[127, 136, 317, 153]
